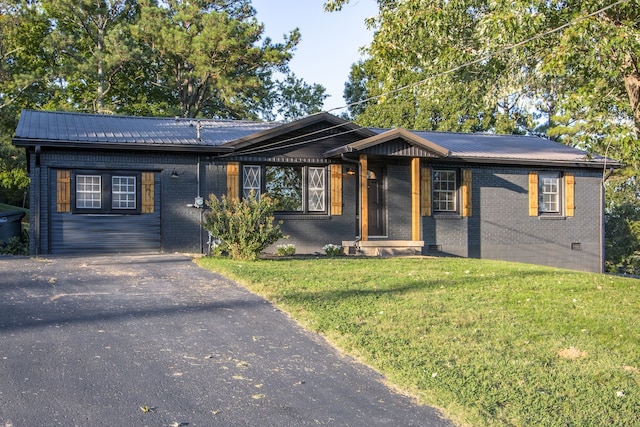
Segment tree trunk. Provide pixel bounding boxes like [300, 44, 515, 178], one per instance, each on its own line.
[96, 26, 105, 112]
[624, 70, 640, 137]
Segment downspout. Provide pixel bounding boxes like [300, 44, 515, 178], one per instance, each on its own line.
[197, 155, 203, 254]
[600, 167, 615, 274]
[341, 153, 361, 240]
[34, 146, 41, 256]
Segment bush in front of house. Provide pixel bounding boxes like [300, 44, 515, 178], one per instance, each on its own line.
[323, 243, 342, 257]
[0, 229, 29, 256]
[277, 243, 296, 256]
[203, 193, 285, 261]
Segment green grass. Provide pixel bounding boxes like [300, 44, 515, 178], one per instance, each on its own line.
[197, 257, 640, 426]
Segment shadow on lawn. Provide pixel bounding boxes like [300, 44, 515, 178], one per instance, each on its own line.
[277, 268, 572, 304]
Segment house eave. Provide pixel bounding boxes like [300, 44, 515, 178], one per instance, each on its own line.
[12, 138, 235, 154]
[225, 112, 376, 150]
[440, 155, 622, 169]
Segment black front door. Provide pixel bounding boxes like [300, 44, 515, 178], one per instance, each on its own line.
[367, 165, 385, 236]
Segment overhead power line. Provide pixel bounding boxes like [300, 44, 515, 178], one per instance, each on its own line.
[325, 0, 630, 116]
[230, 0, 630, 157]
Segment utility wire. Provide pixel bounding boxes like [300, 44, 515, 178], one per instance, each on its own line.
[229, 0, 629, 157]
[325, 0, 630, 115]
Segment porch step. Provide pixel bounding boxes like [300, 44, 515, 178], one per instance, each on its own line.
[341, 240, 424, 256]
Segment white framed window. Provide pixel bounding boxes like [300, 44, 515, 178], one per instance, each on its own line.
[243, 165, 327, 214]
[539, 172, 561, 213]
[73, 171, 140, 214]
[243, 165, 261, 199]
[112, 176, 137, 209]
[307, 167, 325, 212]
[76, 175, 102, 209]
[433, 170, 457, 212]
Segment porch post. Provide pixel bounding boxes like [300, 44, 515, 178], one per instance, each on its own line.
[411, 157, 421, 241]
[360, 154, 368, 241]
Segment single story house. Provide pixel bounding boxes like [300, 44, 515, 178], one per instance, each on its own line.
[13, 109, 619, 272]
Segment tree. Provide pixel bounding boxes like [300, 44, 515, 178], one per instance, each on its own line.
[266, 73, 327, 122]
[0, 1, 54, 206]
[331, 0, 640, 272]
[132, 0, 305, 119]
[1, 0, 328, 207]
[42, 0, 140, 113]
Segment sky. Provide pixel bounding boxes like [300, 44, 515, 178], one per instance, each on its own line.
[250, 0, 378, 112]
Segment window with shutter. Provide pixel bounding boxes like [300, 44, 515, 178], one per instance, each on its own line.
[529, 171, 573, 217]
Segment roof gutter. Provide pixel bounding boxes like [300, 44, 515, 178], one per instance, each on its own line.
[11, 139, 235, 154]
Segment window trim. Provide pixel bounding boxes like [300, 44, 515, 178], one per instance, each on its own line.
[71, 170, 142, 214]
[432, 169, 459, 214]
[242, 165, 261, 200]
[241, 164, 329, 215]
[111, 175, 137, 210]
[538, 171, 563, 216]
[75, 174, 102, 210]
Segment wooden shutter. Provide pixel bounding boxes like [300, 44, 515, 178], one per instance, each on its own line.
[57, 170, 71, 213]
[227, 162, 239, 201]
[462, 169, 472, 217]
[141, 172, 154, 213]
[528, 172, 539, 216]
[360, 155, 368, 241]
[411, 158, 421, 240]
[421, 167, 432, 216]
[565, 172, 575, 217]
[330, 164, 342, 215]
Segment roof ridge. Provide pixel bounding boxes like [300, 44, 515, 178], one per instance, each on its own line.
[20, 109, 269, 125]
[366, 125, 549, 140]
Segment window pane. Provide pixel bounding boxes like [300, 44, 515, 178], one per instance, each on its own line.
[266, 166, 302, 211]
[539, 173, 560, 213]
[76, 175, 101, 209]
[243, 165, 261, 200]
[433, 170, 456, 212]
[308, 167, 325, 212]
[112, 176, 136, 209]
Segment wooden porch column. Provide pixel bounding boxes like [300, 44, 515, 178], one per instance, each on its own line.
[360, 154, 368, 241]
[411, 157, 421, 241]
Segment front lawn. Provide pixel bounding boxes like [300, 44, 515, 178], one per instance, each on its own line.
[197, 257, 639, 426]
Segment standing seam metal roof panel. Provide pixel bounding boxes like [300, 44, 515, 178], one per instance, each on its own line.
[14, 110, 280, 146]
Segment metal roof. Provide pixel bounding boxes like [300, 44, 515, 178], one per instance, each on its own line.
[346, 128, 618, 168]
[12, 110, 620, 168]
[13, 110, 278, 147]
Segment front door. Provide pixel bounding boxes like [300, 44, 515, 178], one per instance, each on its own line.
[367, 165, 385, 236]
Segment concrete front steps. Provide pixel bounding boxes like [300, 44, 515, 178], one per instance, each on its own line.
[341, 240, 424, 256]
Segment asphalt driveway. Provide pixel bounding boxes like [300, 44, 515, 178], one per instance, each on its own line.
[0, 254, 453, 427]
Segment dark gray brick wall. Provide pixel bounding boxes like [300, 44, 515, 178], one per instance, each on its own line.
[29, 147, 606, 271]
[270, 167, 358, 254]
[33, 149, 208, 254]
[422, 165, 604, 272]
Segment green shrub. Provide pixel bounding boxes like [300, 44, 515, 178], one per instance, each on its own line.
[276, 243, 296, 256]
[0, 229, 29, 255]
[203, 193, 285, 261]
[322, 243, 342, 257]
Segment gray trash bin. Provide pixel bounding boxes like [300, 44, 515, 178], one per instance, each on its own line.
[0, 211, 26, 244]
